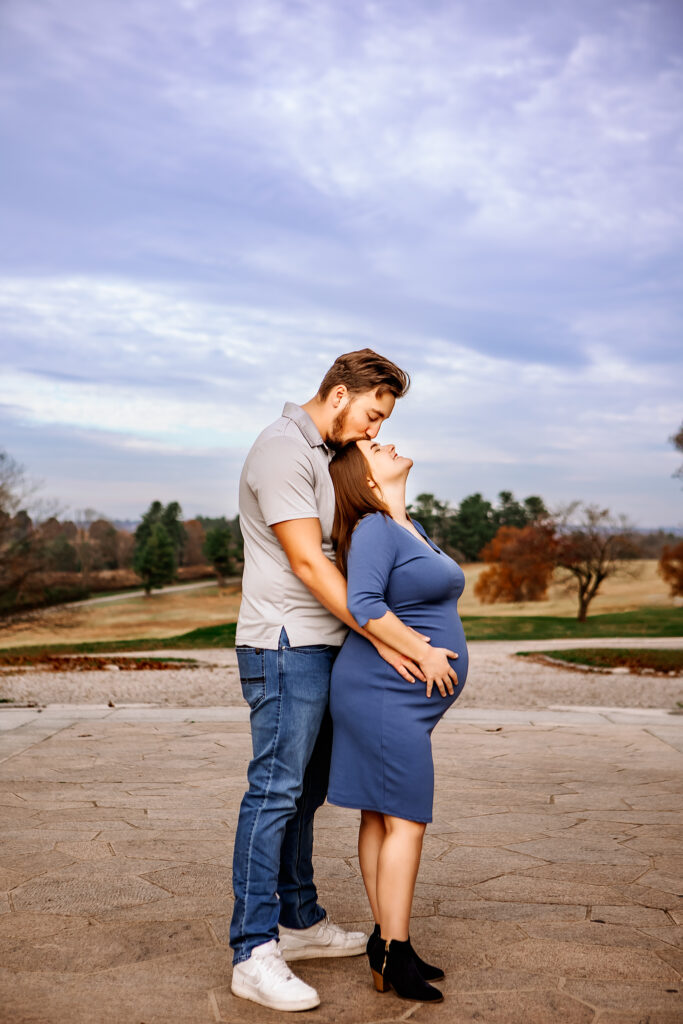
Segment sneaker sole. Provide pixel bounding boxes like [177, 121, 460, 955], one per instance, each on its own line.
[231, 979, 320, 1012]
[280, 940, 367, 961]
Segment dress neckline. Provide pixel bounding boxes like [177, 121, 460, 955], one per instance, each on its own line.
[388, 515, 442, 555]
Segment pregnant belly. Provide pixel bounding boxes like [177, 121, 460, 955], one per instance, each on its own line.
[333, 616, 468, 694]
[412, 617, 468, 690]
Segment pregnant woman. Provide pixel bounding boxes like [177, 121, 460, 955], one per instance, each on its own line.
[327, 439, 468, 1004]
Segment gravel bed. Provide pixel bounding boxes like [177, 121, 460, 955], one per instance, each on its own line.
[1, 639, 681, 709]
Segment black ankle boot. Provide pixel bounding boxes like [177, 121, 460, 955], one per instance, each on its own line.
[366, 923, 381, 958]
[407, 937, 445, 983]
[368, 925, 444, 983]
[372, 937, 443, 1003]
[367, 925, 385, 983]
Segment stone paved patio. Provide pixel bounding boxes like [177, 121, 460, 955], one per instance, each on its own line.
[0, 705, 681, 1023]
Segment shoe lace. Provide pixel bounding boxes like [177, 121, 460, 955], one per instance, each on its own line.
[321, 916, 344, 937]
[261, 948, 295, 983]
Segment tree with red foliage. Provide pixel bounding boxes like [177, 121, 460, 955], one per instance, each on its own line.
[474, 522, 557, 604]
[658, 541, 683, 597]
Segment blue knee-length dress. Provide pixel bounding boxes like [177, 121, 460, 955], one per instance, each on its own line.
[327, 512, 468, 823]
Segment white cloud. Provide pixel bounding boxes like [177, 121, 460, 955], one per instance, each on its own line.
[0, 1, 680, 524]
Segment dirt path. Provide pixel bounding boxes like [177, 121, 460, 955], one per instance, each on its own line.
[1, 637, 681, 710]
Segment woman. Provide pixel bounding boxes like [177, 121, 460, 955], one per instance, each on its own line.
[327, 439, 468, 1004]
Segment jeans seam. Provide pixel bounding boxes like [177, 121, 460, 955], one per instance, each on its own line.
[234, 651, 283, 953]
[292, 766, 308, 924]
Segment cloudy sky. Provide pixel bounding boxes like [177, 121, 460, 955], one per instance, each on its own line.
[1, 0, 681, 526]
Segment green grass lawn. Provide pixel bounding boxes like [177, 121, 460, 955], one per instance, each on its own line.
[461, 607, 683, 641]
[517, 647, 683, 673]
[0, 608, 681, 658]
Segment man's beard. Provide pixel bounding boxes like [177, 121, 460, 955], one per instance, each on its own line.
[327, 402, 351, 449]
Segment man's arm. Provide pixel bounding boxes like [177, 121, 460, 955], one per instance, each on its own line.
[271, 518, 425, 683]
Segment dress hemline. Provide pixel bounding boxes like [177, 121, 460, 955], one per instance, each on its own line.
[326, 794, 431, 825]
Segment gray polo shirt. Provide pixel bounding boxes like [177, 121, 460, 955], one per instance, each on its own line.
[236, 402, 349, 650]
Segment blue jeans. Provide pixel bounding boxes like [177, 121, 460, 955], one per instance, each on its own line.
[230, 627, 339, 964]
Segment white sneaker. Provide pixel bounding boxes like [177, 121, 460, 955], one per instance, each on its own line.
[231, 939, 320, 1012]
[279, 915, 367, 960]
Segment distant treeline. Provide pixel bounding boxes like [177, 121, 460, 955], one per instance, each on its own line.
[0, 472, 243, 615]
[1, 436, 680, 620]
[406, 490, 679, 563]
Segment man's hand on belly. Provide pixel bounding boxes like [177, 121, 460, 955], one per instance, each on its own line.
[372, 639, 426, 684]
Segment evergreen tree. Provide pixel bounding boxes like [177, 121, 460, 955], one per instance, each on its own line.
[523, 495, 549, 522]
[134, 500, 187, 574]
[494, 490, 528, 529]
[407, 493, 452, 550]
[198, 515, 244, 566]
[450, 493, 497, 561]
[135, 501, 164, 550]
[161, 501, 187, 565]
[204, 524, 235, 583]
[133, 522, 175, 594]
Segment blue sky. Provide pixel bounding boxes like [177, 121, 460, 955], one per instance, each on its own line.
[1, 0, 681, 526]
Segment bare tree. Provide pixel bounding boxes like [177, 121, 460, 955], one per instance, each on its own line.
[0, 449, 76, 629]
[182, 519, 207, 566]
[0, 452, 44, 616]
[115, 528, 135, 569]
[73, 508, 105, 589]
[553, 503, 639, 622]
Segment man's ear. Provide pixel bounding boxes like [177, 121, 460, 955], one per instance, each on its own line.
[331, 384, 347, 408]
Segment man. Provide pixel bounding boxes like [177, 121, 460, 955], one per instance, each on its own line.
[230, 349, 427, 1011]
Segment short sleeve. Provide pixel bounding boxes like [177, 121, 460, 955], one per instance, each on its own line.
[247, 437, 320, 526]
[346, 513, 397, 626]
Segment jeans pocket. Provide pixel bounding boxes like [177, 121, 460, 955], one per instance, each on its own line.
[236, 647, 266, 709]
[240, 679, 266, 709]
[236, 646, 264, 680]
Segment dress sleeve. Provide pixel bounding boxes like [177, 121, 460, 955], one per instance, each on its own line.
[247, 437, 320, 526]
[346, 513, 396, 627]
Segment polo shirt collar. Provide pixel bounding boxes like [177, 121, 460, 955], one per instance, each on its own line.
[282, 402, 330, 452]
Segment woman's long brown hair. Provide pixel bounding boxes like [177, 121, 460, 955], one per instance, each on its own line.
[330, 444, 390, 574]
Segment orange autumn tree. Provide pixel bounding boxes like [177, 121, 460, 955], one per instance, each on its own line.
[474, 522, 557, 604]
[658, 540, 683, 597]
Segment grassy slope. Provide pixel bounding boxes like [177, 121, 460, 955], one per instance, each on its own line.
[461, 607, 683, 641]
[518, 648, 683, 672]
[0, 608, 681, 657]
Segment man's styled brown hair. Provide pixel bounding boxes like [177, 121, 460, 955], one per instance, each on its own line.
[318, 348, 410, 401]
[330, 444, 389, 574]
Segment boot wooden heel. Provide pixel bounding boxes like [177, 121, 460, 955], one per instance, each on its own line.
[371, 968, 388, 992]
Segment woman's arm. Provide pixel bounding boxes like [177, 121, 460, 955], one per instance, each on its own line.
[271, 517, 425, 683]
[346, 515, 458, 698]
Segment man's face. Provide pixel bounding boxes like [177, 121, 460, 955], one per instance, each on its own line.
[328, 388, 396, 446]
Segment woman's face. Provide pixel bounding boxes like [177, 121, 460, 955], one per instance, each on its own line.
[357, 439, 412, 490]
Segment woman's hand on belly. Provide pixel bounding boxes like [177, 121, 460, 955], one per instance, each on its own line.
[418, 645, 459, 699]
